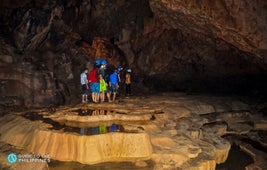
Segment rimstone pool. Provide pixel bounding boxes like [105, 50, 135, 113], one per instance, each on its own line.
[0, 95, 267, 169]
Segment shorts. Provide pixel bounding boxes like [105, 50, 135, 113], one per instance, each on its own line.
[110, 84, 117, 93]
[90, 126, 99, 135]
[82, 84, 88, 95]
[90, 82, 100, 93]
[110, 124, 118, 132]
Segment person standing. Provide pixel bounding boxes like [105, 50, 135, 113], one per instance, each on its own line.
[98, 60, 111, 102]
[117, 65, 123, 83]
[80, 68, 89, 103]
[116, 65, 123, 95]
[99, 74, 107, 102]
[89, 60, 101, 103]
[109, 69, 119, 102]
[125, 68, 132, 96]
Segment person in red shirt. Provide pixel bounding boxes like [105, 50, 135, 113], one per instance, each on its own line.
[88, 59, 101, 103]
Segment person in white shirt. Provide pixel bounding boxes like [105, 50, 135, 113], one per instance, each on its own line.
[80, 68, 89, 103]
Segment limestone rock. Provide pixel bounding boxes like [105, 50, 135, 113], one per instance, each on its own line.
[202, 122, 227, 136]
[134, 160, 148, 167]
[149, 0, 267, 54]
[0, 65, 58, 107]
[202, 132, 231, 164]
[1, 94, 266, 169]
[0, 55, 13, 63]
[239, 142, 267, 170]
[0, 142, 49, 170]
[0, 114, 152, 164]
[254, 120, 267, 131]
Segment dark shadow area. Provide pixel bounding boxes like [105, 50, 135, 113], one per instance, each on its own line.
[49, 160, 155, 170]
[222, 134, 267, 153]
[216, 144, 253, 170]
[144, 74, 267, 98]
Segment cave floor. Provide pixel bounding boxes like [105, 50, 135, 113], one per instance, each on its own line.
[0, 93, 267, 170]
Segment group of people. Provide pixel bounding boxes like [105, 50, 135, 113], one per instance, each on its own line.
[80, 59, 132, 103]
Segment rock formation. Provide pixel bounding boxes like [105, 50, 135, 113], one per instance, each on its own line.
[0, 141, 49, 170]
[1, 94, 266, 169]
[0, 0, 266, 107]
[0, 114, 152, 164]
[0, 1, 267, 169]
[149, 0, 267, 55]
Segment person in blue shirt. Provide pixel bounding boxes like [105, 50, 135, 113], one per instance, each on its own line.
[109, 69, 119, 102]
[80, 68, 89, 103]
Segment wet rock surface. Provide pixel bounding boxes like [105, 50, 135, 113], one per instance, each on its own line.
[0, 141, 49, 170]
[1, 93, 266, 169]
[0, 1, 267, 168]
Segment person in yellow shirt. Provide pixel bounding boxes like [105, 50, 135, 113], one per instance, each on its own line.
[99, 74, 107, 102]
[125, 69, 132, 96]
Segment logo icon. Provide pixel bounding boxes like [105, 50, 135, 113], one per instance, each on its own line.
[7, 153, 18, 164]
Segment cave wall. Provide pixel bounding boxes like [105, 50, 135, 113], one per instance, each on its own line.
[134, 0, 267, 92]
[149, 0, 267, 55]
[0, 0, 266, 107]
[133, 25, 267, 92]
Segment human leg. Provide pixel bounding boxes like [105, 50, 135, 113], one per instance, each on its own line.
[112, 93, 116, 102]
[82, 94, 85, 103]
[91, 83, 98, 102]
[107, 92, 111, 102]
[111, 84, 117, 101]
[91, 92, 94, 102]
[128, 84, 131, 95]
[82, 84, 88, 103]
[100, 92, 104, 102]
[96, 82, 100, 103]
[95, 93, 99, 102]
[103, 92, 105, 102]
[126, 84, 129, 95]
[99, 92, 102, 102]
[85, 95, 88, 102]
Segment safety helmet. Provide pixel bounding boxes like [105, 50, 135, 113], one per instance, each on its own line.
[114, 69, 118, 73]
[127, 69, 132, 73]
[118, 65, 123, 69]
[101, 60, 107, 65]
[95, 59, 101, 65]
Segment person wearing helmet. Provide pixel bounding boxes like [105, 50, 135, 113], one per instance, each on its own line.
[88, 60, 101, 103]
[97, 59, 111, 102]
[80, 68, 89, 103]
[101, 60, 107, 65]
[95, 59, 101, 66]
[109, 69, 119, 102]
[98, 60, 108, 77]
[117, 65, 123, 83]
[125, 68, 132, 96]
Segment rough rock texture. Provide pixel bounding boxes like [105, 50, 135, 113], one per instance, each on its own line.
[149, 0, 267, 54]
[0, 115, 152, 164]
[239, 142, 267, 170]
[2, 93, 266, 169]
[0, 39, 62, 107]
[134, 0, 267, 92]
[0, 0, 267, 105]
[0, 142, 49, 170]
[45, 104, 153, 122]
